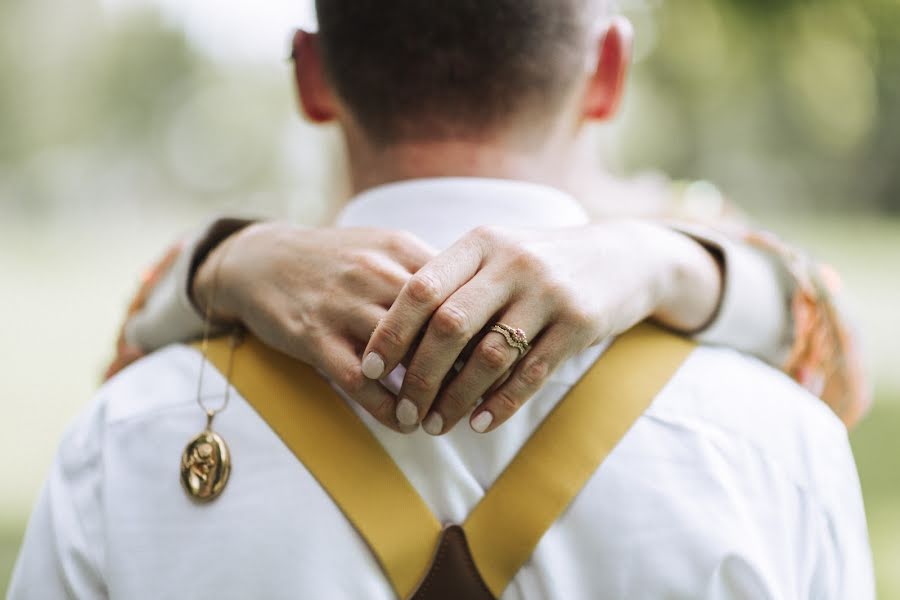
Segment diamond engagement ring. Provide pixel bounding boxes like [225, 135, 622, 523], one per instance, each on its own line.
[491, 323, 531, 356]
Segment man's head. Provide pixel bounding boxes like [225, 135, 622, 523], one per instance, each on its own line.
[292, 1, 632, 190]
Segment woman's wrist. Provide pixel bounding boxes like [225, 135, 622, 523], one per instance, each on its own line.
[188, 218, 258, 322]
[192, 225, 256, 325]
[648, 225, 725, 334]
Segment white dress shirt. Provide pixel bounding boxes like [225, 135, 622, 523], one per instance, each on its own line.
[11, 178, 872, 599]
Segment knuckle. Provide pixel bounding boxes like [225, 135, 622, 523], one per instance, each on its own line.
[519, 357, 551, 389]
[402, 368, 436, 396]
[440, 389, 471, 416]
[281, 306, 314, 343]
[545, 287, 596, 330]
[566, 306, 598, 331]
[406, 272, 442, 306]
[355, 249, 383, 271]
[284, 314, 305, 339]
[340, 250, 378, 284]
[494, 389, 523, 415]
[339, 366, 367, 395]
[431, 304, 471, 341]
[386, 230, 419, 254]
[373, 396, 398, 422]
[471, 224, 505, 244]
[510, 247, 547, 276]
[542, 278, 572, 303]
[374, 319, 405, 351]
[476, 339, 513, 372]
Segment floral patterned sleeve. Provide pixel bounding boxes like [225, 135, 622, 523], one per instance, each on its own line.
[743, 230, 871, 428]
[664, 181, 871, 429]
[104, 241, 185, 380]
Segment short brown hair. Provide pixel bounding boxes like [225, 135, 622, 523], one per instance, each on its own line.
[315, 0, 600, 145]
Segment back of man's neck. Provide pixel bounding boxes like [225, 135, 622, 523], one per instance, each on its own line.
[345, 139, 577, 197]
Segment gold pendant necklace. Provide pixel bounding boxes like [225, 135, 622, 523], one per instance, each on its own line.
[181, 414, 231, 502]
[180, 330, 238, 502]
[180, 242, 238, 503]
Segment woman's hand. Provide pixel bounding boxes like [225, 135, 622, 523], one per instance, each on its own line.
[193, 222, 436, 432]
[363, 221, 723, 435]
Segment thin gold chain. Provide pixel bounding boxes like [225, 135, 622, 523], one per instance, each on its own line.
[193, 239, 239, 428]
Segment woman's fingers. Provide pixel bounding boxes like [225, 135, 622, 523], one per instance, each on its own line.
[317, 336, 414, 434]
[376, 229, 438, 273]
[471, 323, 593, 433]
[341, 248, 415, 308]
[346, 305, 390, 351]
[427, 309, 547, 435]
[362, 234, 485, 380]
[393, 271, 513, 431]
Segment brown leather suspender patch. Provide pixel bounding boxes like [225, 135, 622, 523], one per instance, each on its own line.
[411, 526, 494, 600]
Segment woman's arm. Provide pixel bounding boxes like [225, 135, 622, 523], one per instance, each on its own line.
[107, 215, 868, 430]
[105, 219, 255, 379]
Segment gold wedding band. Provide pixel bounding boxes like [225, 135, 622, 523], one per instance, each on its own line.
[491, 323, 530, 356]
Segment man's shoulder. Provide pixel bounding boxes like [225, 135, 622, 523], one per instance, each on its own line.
[48, 345, 204, 501]
[97, 344, 203, 424]
[660, 344, 843, 428]
[648, 344, 852, 496]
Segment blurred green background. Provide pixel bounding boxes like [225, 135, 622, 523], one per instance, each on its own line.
[2, 0, 898, 595]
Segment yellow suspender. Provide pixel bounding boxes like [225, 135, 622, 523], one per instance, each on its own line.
[198, 323, 694, 599]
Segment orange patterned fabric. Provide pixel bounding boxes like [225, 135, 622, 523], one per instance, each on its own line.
[104, 242, 185, 381]
[745, 231, 871, 428]
[661, 181, 871, 428]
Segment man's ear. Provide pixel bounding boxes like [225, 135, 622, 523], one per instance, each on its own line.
[582, 17, 634, 122]
[291, 30, 338, 123]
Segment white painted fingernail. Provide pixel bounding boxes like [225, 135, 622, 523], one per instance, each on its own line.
[396, 398, 419, 426]
[471, 412, 494, 434]
[361, 352, 385, 379]
[423, 413, 443, 436]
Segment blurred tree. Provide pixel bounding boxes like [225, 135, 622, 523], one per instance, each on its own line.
[618, 0, 900, 214]
[0, 0, 897, 216]
[0, 0, 297, 219]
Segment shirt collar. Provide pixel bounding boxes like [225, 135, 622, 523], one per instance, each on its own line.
[335, 177, 590, 249]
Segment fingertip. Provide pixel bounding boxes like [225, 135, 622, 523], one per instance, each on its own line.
[396, 397, 419, 426]
[423, 413, 443, 436]
[361, 352, 385, 379]
[470, 411, 494, 434]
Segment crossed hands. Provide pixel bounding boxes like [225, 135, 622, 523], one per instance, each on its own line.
[196, 221, 720, 435]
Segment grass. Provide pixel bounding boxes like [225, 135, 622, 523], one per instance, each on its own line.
[1, 527, 23, 595]
[850, 389, 900, 598]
